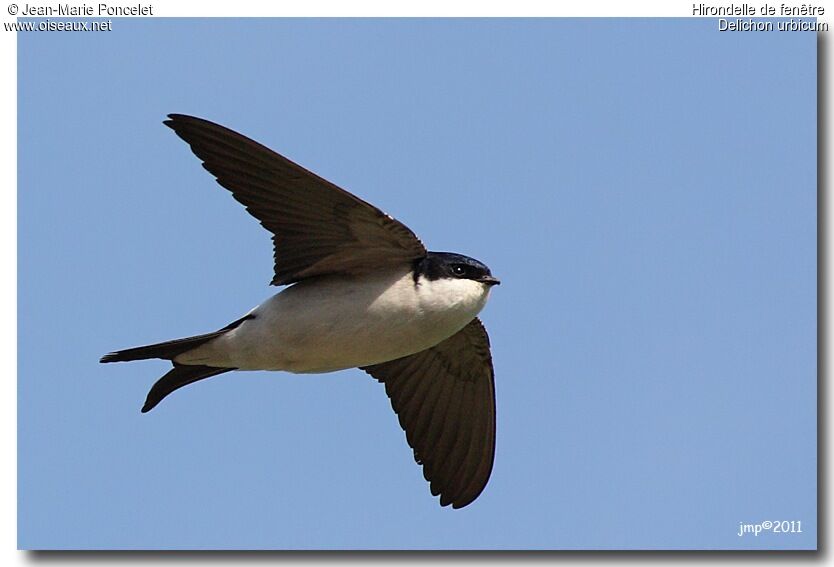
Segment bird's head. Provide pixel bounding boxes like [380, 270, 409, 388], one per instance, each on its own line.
[415, 252, 500, 287]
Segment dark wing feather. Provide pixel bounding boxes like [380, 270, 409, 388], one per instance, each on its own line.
[164, 114, 427, 285]
[362, 319, 496, 509]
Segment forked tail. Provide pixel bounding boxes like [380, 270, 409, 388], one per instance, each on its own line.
[101, 314, 253, 411]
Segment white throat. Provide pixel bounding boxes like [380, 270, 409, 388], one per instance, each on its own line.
[414, 274, 492, 321]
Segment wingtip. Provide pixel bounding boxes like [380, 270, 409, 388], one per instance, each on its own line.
[450, 491, 480, 509]
[163, 115, 181, 130]
[439, 495, 475, 510]
[163, 113, 194, 130]
[100, 353, 118, 363]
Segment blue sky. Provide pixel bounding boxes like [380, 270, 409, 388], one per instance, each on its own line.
[18, 18, 816, 550]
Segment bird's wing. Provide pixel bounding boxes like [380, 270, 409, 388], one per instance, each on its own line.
[362, 318, 496, 509]
[164, 114, 427, 286]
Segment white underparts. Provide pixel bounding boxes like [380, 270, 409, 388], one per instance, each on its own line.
[174, 267, 492, 372]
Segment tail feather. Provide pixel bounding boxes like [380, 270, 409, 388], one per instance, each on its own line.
[101, 314, 253, 412]
[142, 364, 234, 413]
[100, 314, 253, 363]
[99, 330, 227, 363]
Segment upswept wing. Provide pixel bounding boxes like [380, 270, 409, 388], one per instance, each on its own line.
[164, 114, 427, 285]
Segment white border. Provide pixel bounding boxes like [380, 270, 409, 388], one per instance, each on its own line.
[2, 1, 829, 564]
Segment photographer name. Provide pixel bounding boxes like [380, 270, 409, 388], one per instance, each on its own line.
[20, 3, 153, 16]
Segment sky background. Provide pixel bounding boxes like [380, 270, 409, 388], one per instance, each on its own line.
[18, 18, 816, 550]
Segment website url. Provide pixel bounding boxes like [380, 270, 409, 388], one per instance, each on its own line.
[4, 18, 111, 31]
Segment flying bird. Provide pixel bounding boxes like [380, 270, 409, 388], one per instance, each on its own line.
[101, 115, 500, 509]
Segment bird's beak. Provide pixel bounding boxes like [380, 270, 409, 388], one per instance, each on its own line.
[478, 275, 501, 286]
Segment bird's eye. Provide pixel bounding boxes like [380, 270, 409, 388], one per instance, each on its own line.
[452, 265, 467, 277]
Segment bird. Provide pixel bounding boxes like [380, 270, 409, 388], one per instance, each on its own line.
[101, 114, 500, 509]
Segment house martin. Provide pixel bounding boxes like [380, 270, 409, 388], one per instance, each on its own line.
[101, 114, 500, 509]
